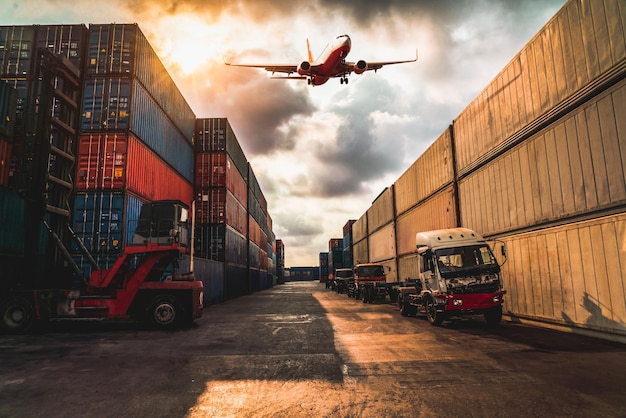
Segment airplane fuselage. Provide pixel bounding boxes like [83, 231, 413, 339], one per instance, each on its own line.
[309, 35, 352, 85]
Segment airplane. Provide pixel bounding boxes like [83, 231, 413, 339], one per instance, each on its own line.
[224, 34, 417, 86]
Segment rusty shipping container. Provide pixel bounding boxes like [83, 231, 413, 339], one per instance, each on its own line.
[195, 152, 247, 208]
[194, 188, 248, 237]
[453, 0, 626, 174]
[500, 212, 626, 338]
[394, 127, 454, 217]
[195, 118, 248, 180]
[459, 77, 626, 236]
[395, 186, 459, 256]
[86, 24, 195, 140]
[81, 77, 194, 182]
[367, 187, 394, 234]
[76, 132, 193, 205]
[248, 215, 268, 251]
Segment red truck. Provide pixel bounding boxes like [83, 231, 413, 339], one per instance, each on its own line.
[0, 200, 203, 333]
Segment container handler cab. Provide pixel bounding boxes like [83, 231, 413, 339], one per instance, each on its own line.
[396, 228, 506, 326]
[0, 200, 203, 333]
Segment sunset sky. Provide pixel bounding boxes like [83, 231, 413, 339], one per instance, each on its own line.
[2, 0, 566, 266]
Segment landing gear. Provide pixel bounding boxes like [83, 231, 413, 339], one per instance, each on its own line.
[340, 76, 349, 84]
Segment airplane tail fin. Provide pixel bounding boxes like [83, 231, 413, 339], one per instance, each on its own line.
[306, 38, 314, 63]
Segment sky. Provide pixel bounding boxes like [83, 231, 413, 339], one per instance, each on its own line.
[2, 0, 566, 267]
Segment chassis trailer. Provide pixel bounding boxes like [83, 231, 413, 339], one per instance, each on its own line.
[0, 200, 203, 333]
[396, 228, 506, 326]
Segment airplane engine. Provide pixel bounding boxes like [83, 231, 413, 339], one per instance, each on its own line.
[354, 60, 368, 74]
[297, 61, 311, 75]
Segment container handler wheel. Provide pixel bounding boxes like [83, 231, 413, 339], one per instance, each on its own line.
[146, 295, 182, 330]
[0, 297, 35, 334]
[484, 306, 503, 326]
[426, 297, 444, 326]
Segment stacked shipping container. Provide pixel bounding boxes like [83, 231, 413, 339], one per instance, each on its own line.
[337, 0, 626, 340]
[73, 24, 195, 275]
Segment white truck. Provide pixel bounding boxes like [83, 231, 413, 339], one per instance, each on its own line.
[396, 228, 506, 326]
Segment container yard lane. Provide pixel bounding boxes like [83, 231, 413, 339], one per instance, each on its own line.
[1, 281, 626, 417]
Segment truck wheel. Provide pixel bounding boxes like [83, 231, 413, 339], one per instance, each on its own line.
[146, 295, 181, 330]
[389, 289, 398, 303]
[1, 297, 35, 334]
[426, 298, 444, 326]
[362, 287, 369, 303]
[484, 306, 503, 326]
[400, 301, 412, 317]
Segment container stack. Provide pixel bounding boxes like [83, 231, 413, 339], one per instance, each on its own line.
[342, 220, 356, 270]
[247, 165, 273, 292]
[328, 238, 344, 280]
[73, 24, 195, 276]
[318, 252, 329, 283]
[194, 118, 250, 300]
[0, 81, 16, 187]
[0, 25, 88, 285]
[276, 239, 285, 284]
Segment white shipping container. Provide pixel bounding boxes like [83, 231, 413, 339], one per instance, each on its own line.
[352, 213, 367, 244]
[367, 187, 394, 234]
[454, 0, 626, 172]
[459, 77, 626, 236]
[353, 239, 369, 265]
[500, 212, 626, 337]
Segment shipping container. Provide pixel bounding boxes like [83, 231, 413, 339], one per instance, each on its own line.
[394, 127, 454, 216]
[396, 186, 458, 256]
[86, 24, 195, 140]
[329, 238, 342, 249]
[76, 132, 193, 204]
[368, 222, 396, 263]
[0, 80, 16, 140]
[367, 187, 394, 234]
[353, 238, 369, 265]
[0, 139, 11, 187]
[249, 241, 261, 269]
[195, 118, 248, 179]
[352, 213, 367, 244]
[397, 254, 420, 283]
[71, 191, 146, 253]
[247, 215, 267, 250]
[500, 211, 626, 337]
[453, 0, 626, 174]
[328, 248, 343, 274]
[225, 262, 249, 299]
[35, 24, 89, 73]
[343, 219, 356, 237]
[459, 77, 626, 236]
[194, 152, 247, 207]
[248, 190, 268, 233]
[182, 256, 224, 304]
[195, 223, 248, 264]
[0, 26, 36, 77]
[195, 188, 248, 236]
[81, 77, 194, 182]
[248, 165, 268, 214]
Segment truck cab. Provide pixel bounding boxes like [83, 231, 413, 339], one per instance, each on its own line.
[353, 263, 387, 303]
[398, 228, 506, 326]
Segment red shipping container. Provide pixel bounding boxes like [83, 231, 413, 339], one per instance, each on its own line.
[195, 187, 248, 237]
[0, 139, 11, 187]
[195, 152, 247, 209]
[76, 132, 193, 204]
[248, 215, 268, 249]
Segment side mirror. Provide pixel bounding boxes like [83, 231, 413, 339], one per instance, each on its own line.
[501, 245, 506, 258]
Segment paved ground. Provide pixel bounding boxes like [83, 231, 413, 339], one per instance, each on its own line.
[1, 281, 625, 417]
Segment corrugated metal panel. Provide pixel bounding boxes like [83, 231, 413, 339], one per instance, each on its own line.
[500, 211, 626, 336]
[368, 222, 396, 263]
[0, 26, 36, 76]
[195, 188, 247, 236]
[398, 255, 420, 282]
[35, 25, 89, 74]
[454, 0, 626, 172]
[185, 256, 224, 304]
[248, 190, 268, 233]
[0, 80, 16, 139]
[247, 215, 267, 250]
[225, 262, 249, 299]
[195, 118, 248, 180]
[71, 191, 146, 253]
[195, 224, 248, 264]
[249, 241, 261, 269]
[86, 24, 195, 140]
[459, 77, 626, 236]
[396, 186, 458, 256]
[0, 139, 10, 187]
[367, 187, 394, 234]
[353, 238, 368, 265]
[75, 132, 193, 204]
[394, 128, 454, 216]
[343, 219, 355, 237]
[352, 213, 367, 244]
[0, 185, 25, 254]
[81, 77, 194, 182]
[195, 152, 247, 207]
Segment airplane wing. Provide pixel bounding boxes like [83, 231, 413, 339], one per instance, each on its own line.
[341, 50, 418, 75]
[224, 62, 298, 75]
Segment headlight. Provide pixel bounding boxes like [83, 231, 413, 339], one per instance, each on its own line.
[453, 299, 463, 306]
[493, 295, 501, 303]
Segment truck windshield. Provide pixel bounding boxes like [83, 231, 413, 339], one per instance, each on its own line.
[435, 245, 498, 274]
[336, 270, 353, 278]
[355, 265, 385, 277]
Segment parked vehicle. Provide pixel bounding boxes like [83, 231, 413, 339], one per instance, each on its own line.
[0, 198, 203, 333]
[353, 263, 388, 303]
[396, 228, 506, 326]
[333, 268, 353, 294]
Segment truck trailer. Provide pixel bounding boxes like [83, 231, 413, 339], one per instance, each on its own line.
[396, 228, 506, 326]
